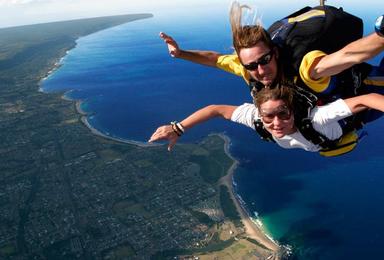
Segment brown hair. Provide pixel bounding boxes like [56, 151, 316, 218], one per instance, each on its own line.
[254, 85, 295, 111]
[229, 2, 274, 54]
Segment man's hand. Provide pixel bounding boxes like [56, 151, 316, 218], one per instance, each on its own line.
[159, 32, 181, 58]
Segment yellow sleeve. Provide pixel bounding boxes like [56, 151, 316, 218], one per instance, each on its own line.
[216, 54, 250, 84]
[299, 50, 331, 93]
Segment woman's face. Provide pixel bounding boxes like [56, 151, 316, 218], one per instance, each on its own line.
[259, 99, 295, 138]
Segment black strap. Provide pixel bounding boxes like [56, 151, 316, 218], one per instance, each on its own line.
[298, 118, 340, 149]
[253, 119, 275, 142]
[248, 79, 266, 96]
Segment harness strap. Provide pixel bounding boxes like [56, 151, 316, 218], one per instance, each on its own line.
[320, 139, 357, 152]
[253, 120, 275, 142]
[299, 118, 340, 148]
[248, 79, 266, 97]
[319, 131, 360, 156]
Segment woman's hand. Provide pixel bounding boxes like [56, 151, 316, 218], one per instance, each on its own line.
[148, 124, 180, 151]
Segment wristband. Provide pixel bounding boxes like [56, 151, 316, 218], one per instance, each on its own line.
[175, 122, 185, 134]
[375, 15, 384, 37]
[170, 121, 182, 136]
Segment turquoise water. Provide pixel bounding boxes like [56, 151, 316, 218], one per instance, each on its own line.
[42, 3, 384, 259]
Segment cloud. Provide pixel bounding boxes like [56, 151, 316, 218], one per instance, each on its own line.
[0, 0, 143, 27]
[0, 0, 379, 29]
[0, 0, 52, 6]
[0, 0, 232, 28]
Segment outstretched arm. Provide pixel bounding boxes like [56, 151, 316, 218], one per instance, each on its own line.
[310, 33, 384, 79]
[344, 93, 384, 114]
[148, 105, 236, 151]
[159, 32, 221, 67]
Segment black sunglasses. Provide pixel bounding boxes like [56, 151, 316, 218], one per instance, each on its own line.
[242, 50, 274, 71]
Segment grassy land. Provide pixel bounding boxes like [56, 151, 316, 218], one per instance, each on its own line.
[219, 185, 242, 227]
[189, 135, 234, 184]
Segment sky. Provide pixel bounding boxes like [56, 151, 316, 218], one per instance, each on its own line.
[0, 0, 376, 29]
[0, 0, 233, 28]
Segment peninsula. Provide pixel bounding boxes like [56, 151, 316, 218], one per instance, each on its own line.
[0, 14, 284, 259]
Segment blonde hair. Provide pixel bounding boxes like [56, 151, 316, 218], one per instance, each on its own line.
[229, 2, 274, 54]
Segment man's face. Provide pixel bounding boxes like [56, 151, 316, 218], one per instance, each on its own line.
[238, 42, 278, 87]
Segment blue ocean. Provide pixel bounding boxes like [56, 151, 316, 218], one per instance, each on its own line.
[42, 2, 384, 259]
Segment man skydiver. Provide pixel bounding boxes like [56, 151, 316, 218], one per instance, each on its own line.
[159, 3, 384, 100]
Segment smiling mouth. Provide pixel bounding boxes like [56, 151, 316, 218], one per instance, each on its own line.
[261, 77, 273, 83]
[273, 130, 286, 135]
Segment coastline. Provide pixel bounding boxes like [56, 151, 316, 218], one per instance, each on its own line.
[76, 100, 159, 148]
[217, 133, 281, 253]
[38, 53, 67, 91]
[38, 40, 161, 149]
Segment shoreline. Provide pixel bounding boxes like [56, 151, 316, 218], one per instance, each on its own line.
[216, 133, 281, 253]
[39, 50, 161, 149]
[76, 100, 160, 148]
[38, 50, 72, 92]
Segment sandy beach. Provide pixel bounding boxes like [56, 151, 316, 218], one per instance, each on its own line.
[80, 116, 159, 148]
[217, 133, 281, 253]
[75, 100, 160, 148]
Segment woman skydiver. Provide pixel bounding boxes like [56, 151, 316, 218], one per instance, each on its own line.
[148, 84, 384, 155]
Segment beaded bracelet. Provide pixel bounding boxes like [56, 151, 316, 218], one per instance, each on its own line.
[170, 121, 182, 136]
[175, 122, 185, 134]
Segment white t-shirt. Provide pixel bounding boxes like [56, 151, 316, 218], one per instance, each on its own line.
[231, 99, 353, 152]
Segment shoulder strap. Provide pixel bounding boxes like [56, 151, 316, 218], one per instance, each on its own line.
[292, 86, 342, 149]
[248, 79, 266, 97]
[253, 119, 275, 142]
[294, 87, 364, 153]
[294, 93, 364, 157]
[298, 118, 340, 149]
